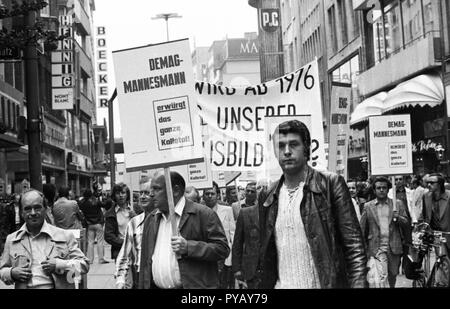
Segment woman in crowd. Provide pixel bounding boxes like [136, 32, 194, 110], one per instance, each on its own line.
[104, 183, 136, 261]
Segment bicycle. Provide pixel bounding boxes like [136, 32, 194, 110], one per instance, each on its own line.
[406, 222, 450, 288]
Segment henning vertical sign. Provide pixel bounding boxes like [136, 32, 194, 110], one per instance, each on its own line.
[51, 15, 74, 110]
[95, 26, 109, 108]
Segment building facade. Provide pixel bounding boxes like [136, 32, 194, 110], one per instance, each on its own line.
[280, 0, 331, 141]
[0, 0, 99, 197]
[351, 0, 447, 178]
[206, 32, 261, 87]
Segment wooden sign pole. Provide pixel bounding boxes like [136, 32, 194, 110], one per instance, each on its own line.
[164, 167, 181, 259]
[392, 175, 397, 222]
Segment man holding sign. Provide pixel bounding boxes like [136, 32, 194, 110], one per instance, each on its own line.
[257, 120, 367, 288]
[139, 172, 229, 289]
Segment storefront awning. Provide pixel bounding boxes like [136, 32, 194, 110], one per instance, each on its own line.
[383, 74, 444, 113]
[0, 134, 23, 149]
[350, 92, 387, 126]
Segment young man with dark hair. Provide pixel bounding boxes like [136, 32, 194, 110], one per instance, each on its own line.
[139, 171, 229, 289]
[231, 182, 257, 221]
[257, 120, 366, 289]
[360, 177, 410, 288]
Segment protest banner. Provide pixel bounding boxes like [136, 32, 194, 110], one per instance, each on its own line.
[328, 83, 352, 180]
[197, 59, 326, 172]
[369, 114, 413, 176]
[112, 39, 204, 172]
[264, 115, 313, 181]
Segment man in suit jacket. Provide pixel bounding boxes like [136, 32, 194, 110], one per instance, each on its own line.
[203, 182, 235, 289]
[232, 204, 260, 289]
[139, 172, 229, 289]
[360, 176, 410, 288]
[422, 173, 450, 251]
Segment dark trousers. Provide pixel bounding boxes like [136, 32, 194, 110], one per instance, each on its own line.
[218, 261, 234, 289]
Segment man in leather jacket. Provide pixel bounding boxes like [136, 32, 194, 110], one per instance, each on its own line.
[256, 120, 367, 288]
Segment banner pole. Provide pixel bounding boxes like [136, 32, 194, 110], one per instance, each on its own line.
[392, 175, 397, 222]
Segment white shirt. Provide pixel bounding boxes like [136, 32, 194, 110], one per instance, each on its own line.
[274, 183, 321, 289]
[115, 205, 132, 240]
[151, 197, 186, 289]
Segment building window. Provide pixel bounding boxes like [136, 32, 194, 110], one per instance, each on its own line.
[384, 2, 402, 56]
[337, 0, 348, 46]
[14, 62, 23, 92]
[402, 0, 423, 46]
[328, 5, 338, 53]
[41, 3, 50, 17]
[81, 120, 89, 154]
[6, 99, 11, 129]
[423, 0, 437, 33]
[0, 97, 4, 125]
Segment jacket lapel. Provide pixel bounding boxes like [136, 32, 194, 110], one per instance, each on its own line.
[178, 200, 196, 233]
[369, 203, 380, 228]
[439, 192, 450, 221]
[388, 199, 394, 225]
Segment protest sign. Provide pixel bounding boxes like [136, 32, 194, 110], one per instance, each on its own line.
[170, 158, 213, 190]
[197, 59, 326, 172]
[369, 114, 413, 176]
[113, 39, 204, 172]
[328, 83, 352, 179]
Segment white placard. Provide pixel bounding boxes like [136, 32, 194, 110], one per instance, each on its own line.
[369, 115, 413, 176]
[112, 39, 204, 172]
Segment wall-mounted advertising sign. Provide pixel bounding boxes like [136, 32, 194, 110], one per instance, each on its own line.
[51, 15, 74, 110]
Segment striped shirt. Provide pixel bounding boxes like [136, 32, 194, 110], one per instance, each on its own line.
[274, 183, 321, 289]
[151, 197, 185, 289]
[115, 212, 146, 287]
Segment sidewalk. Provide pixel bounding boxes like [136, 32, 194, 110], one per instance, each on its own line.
[0, 242, 414, 289]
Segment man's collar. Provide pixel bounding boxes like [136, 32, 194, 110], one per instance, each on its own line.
[155, 196, 186, 218]
[375, 198, 391, 206]
[15, 220, 53, 241]
[115, 204, 131, 213]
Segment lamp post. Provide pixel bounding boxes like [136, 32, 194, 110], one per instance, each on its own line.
[151, 13, 182, 41]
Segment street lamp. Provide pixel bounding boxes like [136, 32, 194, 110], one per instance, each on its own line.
[151, 13, 182, 41]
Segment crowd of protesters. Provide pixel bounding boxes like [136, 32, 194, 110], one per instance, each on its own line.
[1, 121, 450, 289]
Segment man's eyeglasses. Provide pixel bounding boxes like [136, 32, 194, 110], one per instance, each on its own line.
[139, 191, 150, 196]
[427, 181, 439, 184]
